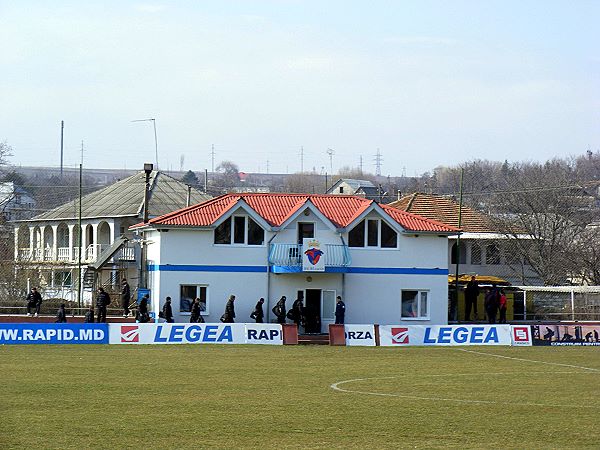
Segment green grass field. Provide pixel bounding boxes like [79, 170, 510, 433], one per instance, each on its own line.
[1, 345, 599, 449]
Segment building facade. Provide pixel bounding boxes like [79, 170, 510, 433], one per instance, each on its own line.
[135, 193, 457, 328]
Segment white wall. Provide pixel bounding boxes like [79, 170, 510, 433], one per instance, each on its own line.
[147, 207, 451, 325]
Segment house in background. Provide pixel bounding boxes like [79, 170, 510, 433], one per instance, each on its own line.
[13, 171, 211, 303]
[387, 192, 542, 286]
[326, 179, 381, 200]
[0, 182, 37, 221]
[133, 193, 457, 327]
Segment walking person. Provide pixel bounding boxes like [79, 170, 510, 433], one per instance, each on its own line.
[26, 287, 43, 317]
[121, 279, 131, 318]
[291, 297, 304, 329]
[162, 296, 174, 323]
[96, 287, 111, 323]
[484, 285, 499, 324]
[498, 289, 507, 324]
[464, 275, 479, 321]
[251, 298, 265, 323]
[137, 295, 150, 323]
[335, 296, 346, 324]
[221, 294, 236, 323]
[272, 296, 286, 324]
[84, 305, 95, 323]
[190, 297, 201, 323]
[55, 303, 67, 323]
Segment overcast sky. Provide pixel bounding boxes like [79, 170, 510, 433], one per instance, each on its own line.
[1, 1, 598, 176]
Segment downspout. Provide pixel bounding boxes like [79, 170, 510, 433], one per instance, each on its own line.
[338, 232, 348, 302]
[266, 231, 279, 323]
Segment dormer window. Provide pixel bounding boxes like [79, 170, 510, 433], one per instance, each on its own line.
[349, 219, 397, 248]
[214, 216, 265, 245]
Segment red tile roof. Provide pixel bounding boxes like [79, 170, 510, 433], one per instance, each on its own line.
[137, 193, 458, 233]
[388, 193, 496, 233]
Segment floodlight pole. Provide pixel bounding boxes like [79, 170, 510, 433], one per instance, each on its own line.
[132, 119, 159, 169]
[453, 168, 464, 322]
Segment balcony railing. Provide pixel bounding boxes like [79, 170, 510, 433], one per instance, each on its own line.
[44, 247, 53, 261]
[57, 247, 70, 261]
[268, 243, 351, 269]
[85, 244, 102, 262]
[18, 248, 32, 260]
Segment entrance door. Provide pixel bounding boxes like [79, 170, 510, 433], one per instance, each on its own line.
[304, 289, 321, 333]
[321, 290, 336, 331]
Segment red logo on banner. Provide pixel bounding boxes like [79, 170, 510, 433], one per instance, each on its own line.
[513, 326, 530, 342]
[391, 327, 409, 344]
[121, 325, 139, 343]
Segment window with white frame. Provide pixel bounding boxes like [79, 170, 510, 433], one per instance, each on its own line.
[401, 290, 429, 319]
[348, 219, 397, 248]
[54, 271, 72, 287]
[180, 285, 208, 314]
[214, 216, 264, 245]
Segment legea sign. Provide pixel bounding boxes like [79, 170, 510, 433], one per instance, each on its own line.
[109, 323, 282, 345]
[379, 325, 513, 346]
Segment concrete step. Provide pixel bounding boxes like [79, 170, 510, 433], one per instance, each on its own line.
[298, 334, 330, 345]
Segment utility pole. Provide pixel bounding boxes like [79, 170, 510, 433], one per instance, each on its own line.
[300, 146, 304, 173]
[77, 141, 83, 311]
[266, 160, 270, 174]
[374, 148, 383, 176]
[60, 120, 64, 178]
[359, 155, 363, 175]
[210, 144, 216, 173]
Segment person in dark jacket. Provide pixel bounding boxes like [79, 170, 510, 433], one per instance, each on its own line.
[335, 296, 345, 324]
[121, 279, 131, 318]
[272, 296, 286, 324]
[251, 298, 265, 323]
[292, 297, 304, 329]
[222, 295, 236, 323]
[190, 298, 201, 323]
[137, 295, 150, 323]
[26, 287, 43, 317]
[464, 275, 479, 321]
[84, 305, 95, 323]
[484, 285, 499, 324]
[55, 303, 67, 323]
[162, 296, 174, 323]
[96, 287, 111, 323]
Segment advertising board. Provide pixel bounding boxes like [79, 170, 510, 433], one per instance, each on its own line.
[531, 324, 600, 346]
[344, 324, 376, 346]
[0, 323, 108, 345]
[379, 325, 513, 346]
[109, 323, 284, 345]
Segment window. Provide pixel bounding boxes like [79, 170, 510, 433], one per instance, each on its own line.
[297, 222, 315, 244]
[339, 187, 344, 194]
[214, 218, 232, 244]
[214, 216, 264, 245]
[471, 244, 481, 265]
[180, 285, 208, 314]
[348, 219, 398, 248]
[54, 271, 72, 287]
[401, 290, 429, 319]
[486, 244, 500, 265]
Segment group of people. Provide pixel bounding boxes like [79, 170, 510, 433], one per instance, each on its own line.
[26, 282, 348, 328]
[464, 276, 508, 324]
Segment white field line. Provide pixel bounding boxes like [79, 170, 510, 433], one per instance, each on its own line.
[330, 371, 599, 409]
[455, 348, 600, 372]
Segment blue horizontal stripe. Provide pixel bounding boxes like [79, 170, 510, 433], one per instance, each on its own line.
[149, 265, 268, 273]
[150, 264, 447, 275]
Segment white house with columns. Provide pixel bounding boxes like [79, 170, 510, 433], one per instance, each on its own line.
[133, 193, 458, 329]
[14, 171, 211, 302]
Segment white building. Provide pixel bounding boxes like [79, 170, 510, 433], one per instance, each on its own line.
[14, 171, 211, 302]
[135, 193, 457, 329]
